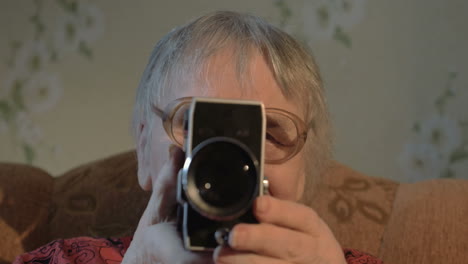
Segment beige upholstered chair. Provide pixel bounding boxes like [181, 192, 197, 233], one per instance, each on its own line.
[1, 151, 467, 263]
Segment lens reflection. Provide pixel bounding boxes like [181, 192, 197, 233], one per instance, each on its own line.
[191, 141, 257, 208]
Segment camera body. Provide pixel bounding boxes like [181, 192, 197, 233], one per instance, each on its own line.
[176, 97, 268, 251]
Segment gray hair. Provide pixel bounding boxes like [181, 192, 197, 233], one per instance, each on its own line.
[132, 11, 332, 204]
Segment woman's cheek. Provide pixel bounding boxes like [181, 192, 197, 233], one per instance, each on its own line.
[263, 166, 298, 201]
[263, 153, 306, 201]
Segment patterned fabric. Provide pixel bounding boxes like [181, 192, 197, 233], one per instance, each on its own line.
[12, 237, 131, 264]
[344, 248, 383, 264]
[13, 237, 383, 264]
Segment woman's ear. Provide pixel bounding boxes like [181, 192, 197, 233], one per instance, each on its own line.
[137, 122, 152, 191]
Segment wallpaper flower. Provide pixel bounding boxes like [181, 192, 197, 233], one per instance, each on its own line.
[0, 0, 104, 164]
[399, 73, 468, 182]
[274, 0, 367, 48]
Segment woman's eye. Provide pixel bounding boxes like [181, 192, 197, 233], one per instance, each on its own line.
[266, 133, 282, 145]
[266, 132, 294, 147]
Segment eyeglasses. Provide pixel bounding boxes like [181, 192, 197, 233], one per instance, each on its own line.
[151, 97, 309, 164]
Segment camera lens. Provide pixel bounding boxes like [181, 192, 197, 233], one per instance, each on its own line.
[185, 138, 259, 220]
[195, 145, 254, 207]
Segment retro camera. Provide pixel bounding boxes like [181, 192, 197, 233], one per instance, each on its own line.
[176, 97, 269, 251]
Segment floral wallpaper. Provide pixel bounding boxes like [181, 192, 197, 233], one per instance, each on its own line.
[272, 0, 467, 182]
[274, 0, 367, 48]
[0, 0, 466, 182]
[0, 0, 104, 164]
[398, 72, 468, 182]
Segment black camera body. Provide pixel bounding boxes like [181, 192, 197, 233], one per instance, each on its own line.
[176, 97, 269, 251]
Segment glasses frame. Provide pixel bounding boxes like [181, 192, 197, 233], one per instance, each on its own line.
[151, 97, 309, 164]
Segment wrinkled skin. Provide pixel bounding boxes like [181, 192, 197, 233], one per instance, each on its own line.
[123, 51, 345, 264]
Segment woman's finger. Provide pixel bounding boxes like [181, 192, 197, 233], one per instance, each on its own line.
[227, 223, 315, 262]
[214, 246, 288, 264]
[253, 195, 324, 236]
[136, 145, 184, 229]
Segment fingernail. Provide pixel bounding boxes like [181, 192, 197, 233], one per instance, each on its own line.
[213, 246, 234, 264]
[229, 224, 247, 248]
[228, 227, 238, 248]
[255, 195, 268, 214]
[212, 246, 222, 262]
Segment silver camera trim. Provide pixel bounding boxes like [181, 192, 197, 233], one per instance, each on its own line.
[177, 97, 267, 251]
[184, 97, 266, 197]
[182, 136, 260, 221]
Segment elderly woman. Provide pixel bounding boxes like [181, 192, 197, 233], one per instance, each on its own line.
[14, 11, 382, 264]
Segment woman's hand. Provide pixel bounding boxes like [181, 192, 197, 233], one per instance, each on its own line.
[213, 195, 346, 264]
[122, 145, 345, 264]
[122, 146, 212, 264]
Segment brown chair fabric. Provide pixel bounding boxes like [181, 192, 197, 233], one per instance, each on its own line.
[0, 150, 467, 264]
[0, 163, 53, 264]
[50, 151, 150, 240]
[310, 161, 399, 257]
[379, 179, 468, 263]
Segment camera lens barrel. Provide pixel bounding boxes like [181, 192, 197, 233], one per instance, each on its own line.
[182, 137, 259, 221]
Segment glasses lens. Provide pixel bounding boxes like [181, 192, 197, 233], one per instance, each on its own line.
[170, 103, 190, 146]
[168, 103, 302, 163]
[265, 111, 299, 161]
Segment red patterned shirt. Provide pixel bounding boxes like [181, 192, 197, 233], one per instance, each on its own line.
[13, 237, 383, 264]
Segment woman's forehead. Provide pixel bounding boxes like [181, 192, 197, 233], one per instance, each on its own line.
[162, 50, 304, 119]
